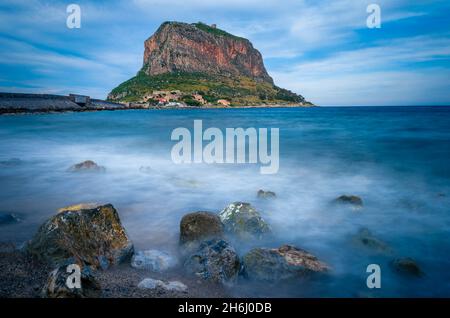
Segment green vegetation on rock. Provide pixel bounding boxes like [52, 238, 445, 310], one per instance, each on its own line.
[108, 70, 306, 106]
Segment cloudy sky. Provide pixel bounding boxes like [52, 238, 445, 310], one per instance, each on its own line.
[0, 0, 449, 105]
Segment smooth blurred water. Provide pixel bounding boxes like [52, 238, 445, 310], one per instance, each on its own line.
[1, 107, 449, 297]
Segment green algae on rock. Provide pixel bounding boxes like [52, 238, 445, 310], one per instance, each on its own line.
[219, 202, 271, 240]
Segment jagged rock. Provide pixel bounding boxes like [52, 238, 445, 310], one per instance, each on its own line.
[137, 278, 188, 292]
[142, 22, 273, 83]
[390, 258, 423, 277]
[243, 245, 329, 282]
[0, 212, 21, 225]
[26, 204, 133, 269]
[334, 195, 363, 209]
[68, 160, 105, 172]
[184, 239, 240, 284]
[180, 211, 223, 245]
[353, 228, 392, 254]
[131, 250, 177, 272]
[257, 189, 276, 199]
[42, 263, 101, 298]
[219, 202, 271, 239]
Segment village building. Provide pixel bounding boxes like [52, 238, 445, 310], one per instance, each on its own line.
[192, 94, 206, 105]
[217, 99, 231, 106]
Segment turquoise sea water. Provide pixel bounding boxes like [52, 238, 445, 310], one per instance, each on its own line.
[0, 107, 449, 297]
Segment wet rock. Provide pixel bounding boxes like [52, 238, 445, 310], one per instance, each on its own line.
[137, 278, 188, 292]
[180, 211, 223, 245]
[26, 203, 134, 269]
[131, 250, 177, 272]
[334, 195, 363, 209]
[68, 160, 105, 172]
[219, 202, 271, 239]
[42, 263, 101, 298]
[257, 189, 276, 199]
[390, 258, 423, 277]
[184, 239, 240, 284]
[0, 212, 21, 225]
[243, 245, 329, 282]
[353, 228, 392, 254]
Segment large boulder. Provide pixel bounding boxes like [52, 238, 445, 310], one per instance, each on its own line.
[180, 211, 223, 245]
[243, 245, 329, 282]
[390, 258, 423, 277]
[131, 250, 177, 272]
[42, 263, 101, 298]
[219, 202, 271, 239]
[257, 190, 276, 199]
[27, 203, 134, 269]
[333, 195, 363, 209]
[68, 160, 105, 172]
[184, 239, 240, 284]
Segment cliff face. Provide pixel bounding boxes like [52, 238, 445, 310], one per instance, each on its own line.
[143, 22, 273, 84]
[108, 21, 311, 106]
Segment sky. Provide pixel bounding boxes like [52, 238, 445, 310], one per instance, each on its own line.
[0, 0, 449, 106]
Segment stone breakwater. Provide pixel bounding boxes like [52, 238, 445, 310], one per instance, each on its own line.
[0, 92, 129, 114]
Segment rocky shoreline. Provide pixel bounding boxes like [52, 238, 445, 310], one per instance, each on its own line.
[0, 160, 425, 298]
[0, 91, 314, 115]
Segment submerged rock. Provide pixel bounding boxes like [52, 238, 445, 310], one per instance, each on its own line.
[68, 160, 105, 172]
[257, 189, 276, 199]
[0, 158, 22, 166]
[137, 278, 187, 292]
[334, 195, 363, 209]
[0, 212, 21, 225]
[243, 245, 329, 282]
[353, 228, 392, 254]
[180, 211, 223, 245]
[390, 258, 424, 277]
[131, 250, 177, 272]
[184, 239, 240, 284]
[26, 203, 133, 269]
[42, 263, 101, 298]
[219, 202, 271, 239]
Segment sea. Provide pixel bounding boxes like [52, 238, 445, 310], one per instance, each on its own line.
[1, 106, 449, 297]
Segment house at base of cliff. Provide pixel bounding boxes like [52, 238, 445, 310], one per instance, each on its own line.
[217, 99, 231, 107]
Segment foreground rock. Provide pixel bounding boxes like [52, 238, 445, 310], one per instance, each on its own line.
[219, 202, 271, 239]
[184, 239, 240, 284]
[131, 250, 177, 272]
[138, 278, 187, 292]
[353, 228, 392, 254]
[27, 204, 133, 269]
[257, 190, 276, 199]
[243, 245, 329, 282]
[180, 211, 223, 246]
[42, 263, 101, 298]
[390, 258, 423, 277]
[333, 195, 363, 209]
[0, 212, 21, 225]
[68, 160, 105, 172]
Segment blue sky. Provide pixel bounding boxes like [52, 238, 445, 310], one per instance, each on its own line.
[0, 0, 449, 106]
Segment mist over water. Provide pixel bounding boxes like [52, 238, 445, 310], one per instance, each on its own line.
[1, 107, 450, 297]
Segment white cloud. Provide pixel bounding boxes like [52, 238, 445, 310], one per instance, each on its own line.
[271, 35, 450, 105]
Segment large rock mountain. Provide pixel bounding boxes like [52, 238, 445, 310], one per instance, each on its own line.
[108, 22, 311, 106]
[142, 22, 273, 84]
